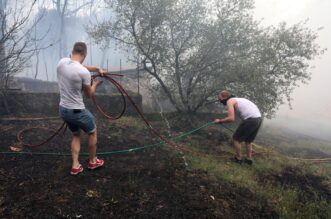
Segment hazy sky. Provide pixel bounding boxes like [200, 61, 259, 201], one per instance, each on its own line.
[254, 0, 331, 131]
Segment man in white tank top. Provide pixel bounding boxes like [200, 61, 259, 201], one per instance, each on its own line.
[214, 90, 262, 165]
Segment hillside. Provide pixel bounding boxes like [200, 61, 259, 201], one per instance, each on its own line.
[254, 123, 331, 159]
[0, 114, 330, 218]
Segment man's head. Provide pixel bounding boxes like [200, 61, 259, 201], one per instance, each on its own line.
[72, 42, 87, 63]
[218, 90, 234, 106]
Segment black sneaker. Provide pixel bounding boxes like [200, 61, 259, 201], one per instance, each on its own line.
[230, 157, 242, 164]
[243, 159, 253, 165]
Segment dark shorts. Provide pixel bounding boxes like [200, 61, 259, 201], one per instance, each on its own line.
[233, 117, 262, 143]
[59, 106, 96, 134]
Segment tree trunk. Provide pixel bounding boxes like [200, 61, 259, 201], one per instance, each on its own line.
[58, 0, 68, 58]
[0, 1, 9, 114]
[0, 90, 10, 114]
[0, 0, 7, 75]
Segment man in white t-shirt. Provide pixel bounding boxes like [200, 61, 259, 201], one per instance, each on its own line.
[214, 90, 262, 165]
[57, 42, 106, 175]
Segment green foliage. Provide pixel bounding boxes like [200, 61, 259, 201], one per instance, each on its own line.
[187, 152, 331, 218]
[89, 0, 324, 117]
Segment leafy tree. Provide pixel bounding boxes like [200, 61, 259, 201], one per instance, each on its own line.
[89, 0, 324, 118]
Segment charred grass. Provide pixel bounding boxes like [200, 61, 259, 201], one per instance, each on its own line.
[0, 114, 330, 218]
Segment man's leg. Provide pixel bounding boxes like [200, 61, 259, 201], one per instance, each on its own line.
[81, 109, 103, 169]
[71, 131, 81, 168]
[244, 118, 262, 162]
[233, 121, 247, 161]
[233, 140, 242, 159]
[88, 130, 97, 163]
[87, 129, 104, 169]
[245, 142, 253, 160]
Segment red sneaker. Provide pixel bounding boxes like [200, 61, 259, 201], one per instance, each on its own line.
[88, 158, 104, 170]
[70, 164, 83, 175]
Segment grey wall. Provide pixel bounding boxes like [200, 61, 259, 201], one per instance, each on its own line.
[0, 92, 142, 117]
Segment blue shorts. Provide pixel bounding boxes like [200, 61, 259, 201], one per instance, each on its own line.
[59, 106, 96, 134]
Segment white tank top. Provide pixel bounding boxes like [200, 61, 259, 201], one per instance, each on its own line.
[233, 98, 261, 120]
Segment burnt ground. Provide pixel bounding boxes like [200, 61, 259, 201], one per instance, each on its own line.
[258, 166, 331, 202]
[0, 114, 325, 218]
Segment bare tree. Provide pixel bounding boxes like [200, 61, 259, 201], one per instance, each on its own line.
[52, 0, 94, 58]
[0, 0, 51, 113]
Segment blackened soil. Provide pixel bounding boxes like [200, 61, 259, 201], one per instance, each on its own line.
[258, 166, 331, 203]
[0, 117, 279, 218]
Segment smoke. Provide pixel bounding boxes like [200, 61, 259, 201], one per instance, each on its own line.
[254, 0, 331, 141]
[14, 1, 131, 81]
[7, 0, 330, 141]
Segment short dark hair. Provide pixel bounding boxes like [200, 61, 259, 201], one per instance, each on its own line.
[219, 90, 230, 98]
[72, 42, 87, 55]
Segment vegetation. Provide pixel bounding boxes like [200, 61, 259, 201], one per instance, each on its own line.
[113, 112, 331, 218]
[89, 0, 324, 117]
[0, 0, 53, 113]
[147, 112, 331, 218]
[182, 134, 331, 218]
[0, 0, 329, 217]
[1, 113, 330, 217]
[257, 123, 331, 158]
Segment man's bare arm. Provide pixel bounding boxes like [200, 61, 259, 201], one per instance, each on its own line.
[214, 99, 236, 123]
[82, 80, 103, 98]
[83, 65, 106, 76]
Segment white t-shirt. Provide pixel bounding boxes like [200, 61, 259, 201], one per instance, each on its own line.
[233, 98, 261, 120]
[57, 58, 91, 109]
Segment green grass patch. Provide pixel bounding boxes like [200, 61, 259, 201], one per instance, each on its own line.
[186, 151, 331, 218]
